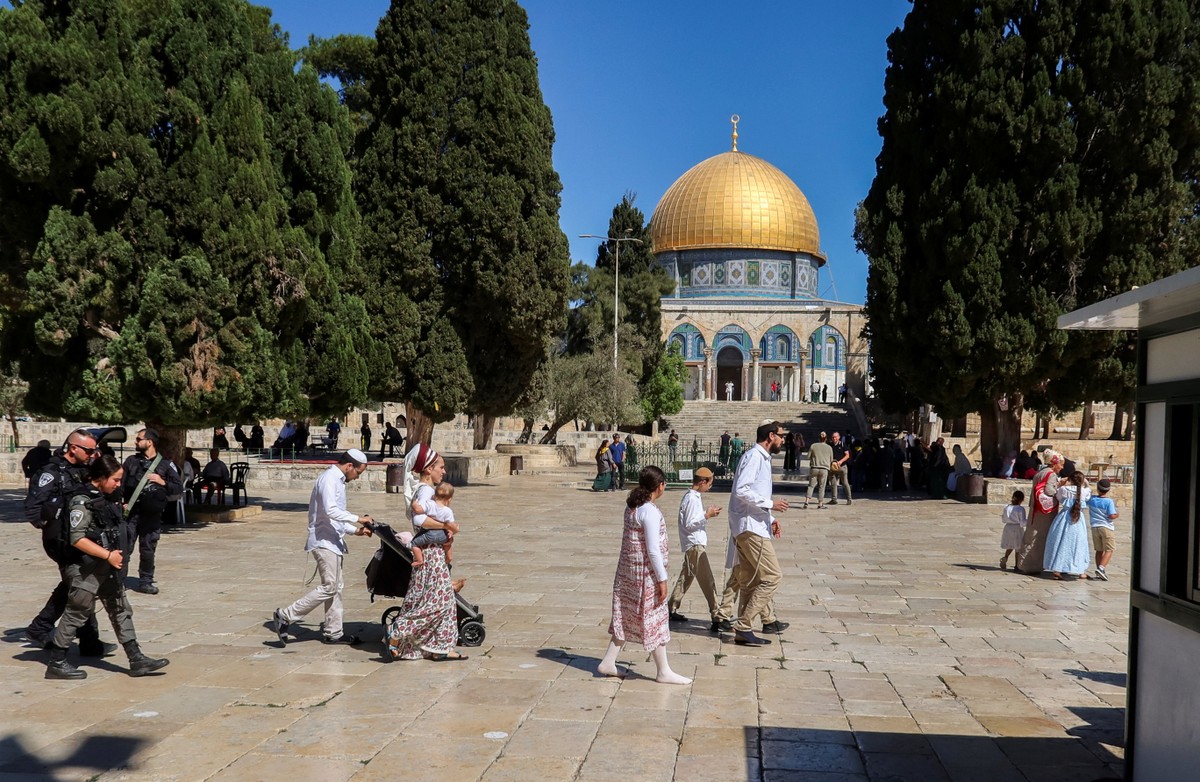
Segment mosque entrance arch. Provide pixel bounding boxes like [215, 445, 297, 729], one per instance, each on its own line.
[716, 346, 744, 401]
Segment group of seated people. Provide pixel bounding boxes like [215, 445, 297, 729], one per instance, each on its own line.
[182, 448, 232, 504]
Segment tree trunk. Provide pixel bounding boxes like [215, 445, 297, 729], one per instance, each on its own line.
[1109, 405, 1124, 439]
[1079, 401, 1093, 440]
[518, 418, 534, 444]
[146, 422, 189, 467]
[1122, 401, 1135, 440]
[539, 418, 569, 445]
[404, 402, 435, 448]
[977, 397, 1022, 475]
[472, 414, 496, 450]
[7, 415, 18, 449]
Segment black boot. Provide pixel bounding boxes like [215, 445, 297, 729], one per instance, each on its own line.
[124, 641, 169, 677]
[45, 644, 87, 680]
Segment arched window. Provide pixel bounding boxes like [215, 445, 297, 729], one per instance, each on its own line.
[776, 336, 790, 360]
[825, 336, 837, 367]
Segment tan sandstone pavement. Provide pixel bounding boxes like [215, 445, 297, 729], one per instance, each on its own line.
[0, 470, 1126, 781]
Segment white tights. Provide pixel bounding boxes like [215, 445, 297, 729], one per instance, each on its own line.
[597, 637, 691, 685]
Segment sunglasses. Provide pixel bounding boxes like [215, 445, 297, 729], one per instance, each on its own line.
[71, 443, 98, 455]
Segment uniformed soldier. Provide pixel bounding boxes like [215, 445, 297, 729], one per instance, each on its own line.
[23, 428, 108, 655]
[121, 428, 182, 594]
[46, 455, 170, 680]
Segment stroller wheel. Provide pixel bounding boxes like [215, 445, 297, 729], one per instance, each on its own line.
[381, 606, 402, 628]
[459, 619, 486, 647]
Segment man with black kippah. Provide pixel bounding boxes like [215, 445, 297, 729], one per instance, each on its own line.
[122, 428, 182, 595]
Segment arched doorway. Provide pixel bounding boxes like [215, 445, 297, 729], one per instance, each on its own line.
[716, 347, 743, 401]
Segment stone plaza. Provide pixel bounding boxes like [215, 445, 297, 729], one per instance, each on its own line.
[0, 466, 1126, 781]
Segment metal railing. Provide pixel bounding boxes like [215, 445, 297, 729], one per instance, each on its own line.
[625, 440, 748, 483]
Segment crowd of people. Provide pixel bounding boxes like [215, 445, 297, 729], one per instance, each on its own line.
[19, 411, 1122, 685]
[23, 428, 175, 679]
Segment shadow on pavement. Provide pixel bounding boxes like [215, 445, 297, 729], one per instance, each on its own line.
[0, 734, 146, 776]
[750, 719, 1123, 780]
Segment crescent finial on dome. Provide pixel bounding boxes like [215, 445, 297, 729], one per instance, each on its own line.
[731, 114, 740, 152]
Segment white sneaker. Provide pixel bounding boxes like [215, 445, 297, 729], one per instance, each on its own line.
[1096, 568, 1109, 581]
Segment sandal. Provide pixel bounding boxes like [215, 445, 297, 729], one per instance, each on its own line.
[426, 651, 468, 661]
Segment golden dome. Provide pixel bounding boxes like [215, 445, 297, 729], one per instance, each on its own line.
[650, 150, 824, 259]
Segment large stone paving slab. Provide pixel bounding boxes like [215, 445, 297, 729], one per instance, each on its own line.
[0, 473, 1127, 780]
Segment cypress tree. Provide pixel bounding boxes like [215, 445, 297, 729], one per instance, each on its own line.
[856, 0, 1200, 469]
[355, 0, 570, 448]
[0, 0, 368, 454]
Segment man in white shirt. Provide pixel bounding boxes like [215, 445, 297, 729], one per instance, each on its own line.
[273, 449, 374, 645]
[725, 421, 790, 646]
[667, 467, 722, 630]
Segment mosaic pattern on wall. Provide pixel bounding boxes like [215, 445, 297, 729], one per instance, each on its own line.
[809, 325, 846, 370]
[759, 325, 798, 362]
[676, 255, 818, 298]
[667, 323, 707, 361]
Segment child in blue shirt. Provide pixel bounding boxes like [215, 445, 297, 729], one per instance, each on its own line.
[1087, 479, 1119, 580]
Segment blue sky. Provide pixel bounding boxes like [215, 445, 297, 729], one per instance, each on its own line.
[270, 1, 913, 305]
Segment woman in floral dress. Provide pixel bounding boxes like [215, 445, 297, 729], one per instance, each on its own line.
[597, 466, 691, 685]
[386, 449, 462, 660]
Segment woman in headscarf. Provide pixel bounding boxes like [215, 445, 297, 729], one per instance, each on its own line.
[385, 445, 463, 661]
[1014, 450, 1066, 575]
[594, 439, 615, 491]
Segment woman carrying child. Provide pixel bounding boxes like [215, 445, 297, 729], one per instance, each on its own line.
[385, 445, 464, 661]
[598, 465, 691, 685]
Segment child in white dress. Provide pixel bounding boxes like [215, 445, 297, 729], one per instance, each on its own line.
[999, 490, 1027, 571]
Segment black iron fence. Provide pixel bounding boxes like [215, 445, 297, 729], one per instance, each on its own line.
[625, 440, 747, 483]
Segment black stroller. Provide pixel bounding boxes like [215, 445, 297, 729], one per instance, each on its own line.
[364, 522, 486, 647]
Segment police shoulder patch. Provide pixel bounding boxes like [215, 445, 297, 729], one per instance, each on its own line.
[69, 509, 84, 529]
[39, 472, 54, 487]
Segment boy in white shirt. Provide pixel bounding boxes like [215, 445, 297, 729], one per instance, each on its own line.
[667, 467, 722, 629]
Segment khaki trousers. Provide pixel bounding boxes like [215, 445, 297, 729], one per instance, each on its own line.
[715, 566, 776, 625]
[281, 548, 345, 639]
[668, 544, 719, 618]
[806, 467, 829, 505]
[730, 532, 783, 632]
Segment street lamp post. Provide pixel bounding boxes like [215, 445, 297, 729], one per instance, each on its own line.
[580, 230, 643, 370]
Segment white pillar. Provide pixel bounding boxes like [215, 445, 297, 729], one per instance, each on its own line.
[750, 349, 762, 401]
[703, 348, 714, 401]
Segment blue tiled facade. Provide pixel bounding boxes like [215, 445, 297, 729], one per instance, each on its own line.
[657, 248, 822, 300]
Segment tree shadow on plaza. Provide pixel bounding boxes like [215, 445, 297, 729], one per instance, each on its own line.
[748, 712, 1123, 781]
[0, 733, 146, 777]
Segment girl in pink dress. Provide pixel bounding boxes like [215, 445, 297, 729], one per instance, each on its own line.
[598, 466, 691, 685]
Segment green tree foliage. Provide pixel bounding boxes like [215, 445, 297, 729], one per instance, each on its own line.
[568, 194, 672, 374]
[856, 0, 1200, 468]
[302, 34, 376, 134]
[0, 0, 368, 447]
[640, 342, 687, 423]
[355, 0, 570, 447]
[0, 362, 29, 447]
[567, 194, 677, 425]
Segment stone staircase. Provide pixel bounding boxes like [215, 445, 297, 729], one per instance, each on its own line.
[662, 400, 858, 448]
